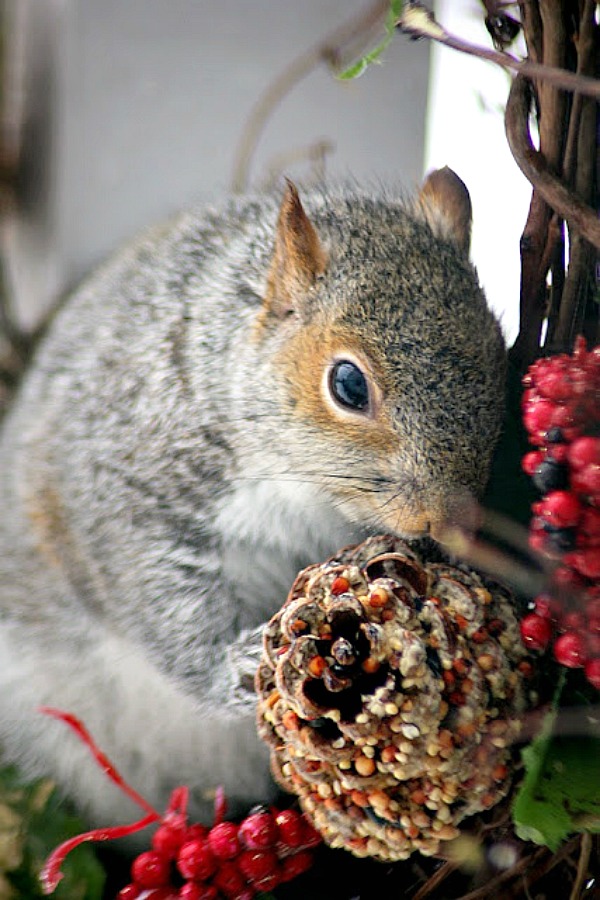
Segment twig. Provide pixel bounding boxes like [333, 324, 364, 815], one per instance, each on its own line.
[259, 139, 335, 191]
[411, 859, 458, 900]
[555, 233, 595, 348]
[517, 1, 566, 364]
[437, 521, 549, 599]
[553, 0, 599, 350]
[230, 0, 388, 192]
[456, 836, 580, 900]
[504, 76, 600, 249]
[544, 215, 566, 348]
[537, 1, 567, 174]
[569, 833, 593, 900]
[511, 191, 553, 371]
[398, 3, 600, 100]
[511, 2, 548, 374]
[518, 0, 543, 64]
[454, 846, 549, 900]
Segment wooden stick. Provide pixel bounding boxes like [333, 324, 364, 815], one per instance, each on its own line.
[398, 3, 600, 100]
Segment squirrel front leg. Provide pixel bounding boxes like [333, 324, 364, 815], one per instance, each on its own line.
[222, 624, 267, 709]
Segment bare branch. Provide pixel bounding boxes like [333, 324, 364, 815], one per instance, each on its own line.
[411, 860, 458, 900]
[230, 0, 389, 193]
[399, 3, 600, 100]
[569, 833, 594, 900]
[505, 75, 600, 249]
[455, 840, 578, 900]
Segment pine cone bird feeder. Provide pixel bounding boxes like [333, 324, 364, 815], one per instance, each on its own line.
[256, 536, 530, 861]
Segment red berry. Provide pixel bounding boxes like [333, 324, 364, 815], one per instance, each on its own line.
[587, 634, 600, 656]
[520, 613, 553, 651]
[581, 507, 600, 538]
[280, 851, 314, 882]
[566, 547, 600, 579]
[537, 366, 573, 400]
[533, 594, 561, 621]
[550, 443, 569, 463]
[569, 436, 600, 470]
[588, 616, 600, 637]
[540, 491, 583, 527]
[208, 822, 240, 860]
[177, 839, 217, 881]
[560, 610, 585, 632]
[528, 529, 547, 554]
[153, 822, 188, 859]
[275, 809, 305, 848]
[551, 404, 576, 429]
[552, 565, 587, 592]
[522, 450, 544, 476]
[131, 850, 171, 889]
[554, 631, 587, 668]
[523, 398, 555, 438]
[145, 890, 178, 900]
[238, 809, 278, 850]
[584, 658, 600, 689]
[179, 885, 218, 900]
[574, 465, 600, 501]
[238, 849, 279, 883]
[212, 860, 246, 896]
[251, 871, 282, 892]
[298, 818, 322, 848]
[184, 823, 209, 842]
[587, 596, 600, 619]
[117, 886, 140, 900]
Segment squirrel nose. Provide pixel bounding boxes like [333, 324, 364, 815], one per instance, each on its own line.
[427, 490, 482, 544]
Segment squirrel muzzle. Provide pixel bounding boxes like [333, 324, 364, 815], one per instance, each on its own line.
[367, 482, 483, 544]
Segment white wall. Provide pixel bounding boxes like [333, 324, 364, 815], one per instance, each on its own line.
[425, 0, 531, 345]
[3, 1, 530, 341]
[2, 0, 430, 329]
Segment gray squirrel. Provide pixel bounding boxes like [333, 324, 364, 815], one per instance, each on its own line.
[0, 169, 506, 830]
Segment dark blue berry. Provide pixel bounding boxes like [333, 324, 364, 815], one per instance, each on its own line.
[540, 524, 576, 552]
[533, 458, 568, 493]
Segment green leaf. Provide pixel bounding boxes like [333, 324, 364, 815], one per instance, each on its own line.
[0, 764, 105, 899]
[513, 682, 600, 851]
[337, 58, 369, 81]
[337, 0, 403, 80]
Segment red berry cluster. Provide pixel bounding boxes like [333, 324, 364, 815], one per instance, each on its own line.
[520, 336, 600, 689]
[118, 799, 320, 899]
[39, 709, 320, 900]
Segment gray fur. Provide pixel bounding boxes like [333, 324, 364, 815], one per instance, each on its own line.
[0, 181, 505, 828]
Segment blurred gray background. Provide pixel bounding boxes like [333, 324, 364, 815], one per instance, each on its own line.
[0, 0, 431, 331]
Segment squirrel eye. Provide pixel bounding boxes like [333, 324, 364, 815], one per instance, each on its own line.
[329, 360, 370, 412]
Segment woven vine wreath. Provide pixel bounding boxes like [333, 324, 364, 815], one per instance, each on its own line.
[255, 535, 531, 862]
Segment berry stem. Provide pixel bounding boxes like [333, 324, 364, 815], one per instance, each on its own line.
[213, 785, 228, 825]
[39, 707, 159, 818]
[40, 812, 160, 894]
[166, 784, 190, 819]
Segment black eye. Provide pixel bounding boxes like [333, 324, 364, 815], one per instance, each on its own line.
[329, 360, 370, 412]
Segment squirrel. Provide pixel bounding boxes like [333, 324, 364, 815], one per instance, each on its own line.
[0, 168, 506, 830]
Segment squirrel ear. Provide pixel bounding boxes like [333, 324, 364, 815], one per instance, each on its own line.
[264, 179, 327, 318]
[415, 167, 472, 255]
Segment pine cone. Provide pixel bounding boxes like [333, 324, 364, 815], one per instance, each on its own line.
[255, 536, 530, 861]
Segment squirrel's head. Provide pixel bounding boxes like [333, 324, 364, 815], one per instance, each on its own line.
[250, 171, 506, 544]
